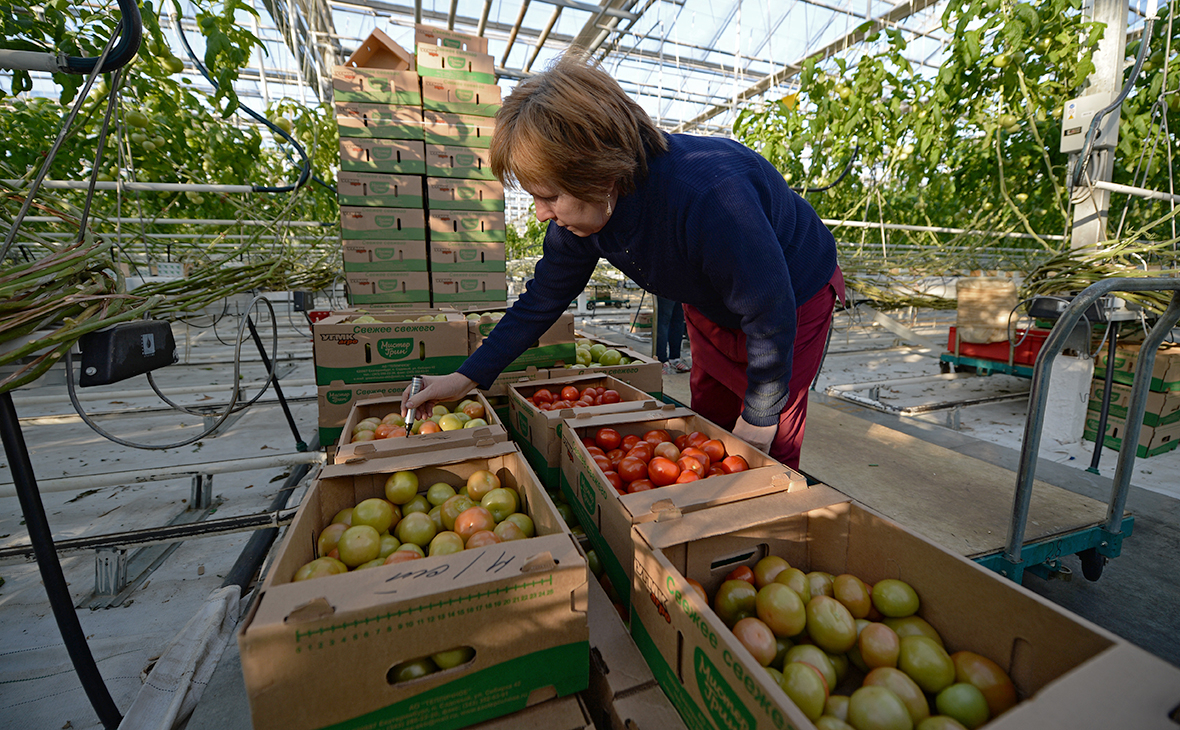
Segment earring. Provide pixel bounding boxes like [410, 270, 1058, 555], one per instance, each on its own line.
[606, 195, 613, 217]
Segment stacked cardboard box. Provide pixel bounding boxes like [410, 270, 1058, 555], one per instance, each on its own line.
[335, 26, 505, 308]
[1087, 342, 1180, 457]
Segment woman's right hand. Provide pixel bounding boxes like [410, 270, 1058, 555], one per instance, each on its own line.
[402, 372, 477, 422]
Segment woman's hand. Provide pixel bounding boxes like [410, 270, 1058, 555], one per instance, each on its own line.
[401, 373, 477, 422]
[731, 415, 777, 455]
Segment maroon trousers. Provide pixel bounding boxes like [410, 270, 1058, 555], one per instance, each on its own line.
[684, 268, 843, 470]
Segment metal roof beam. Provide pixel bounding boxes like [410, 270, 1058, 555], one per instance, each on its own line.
[671, 0, 943, 133]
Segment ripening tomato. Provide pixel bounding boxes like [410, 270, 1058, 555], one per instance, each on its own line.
[721, 455, 750, 473]
[602, 470, 623, 492]
[595, 427, 622, 451]
[593, 455, 612, 474]
[627, 442, 654, 463]
[686, 431, 710, 449]
[681, 447, 711, 471]
[601, 390, 621, 404]
[532, 388, 554, 404]
[702, 439, 727, 463]
[648, 457, 681, 486]
[561, 386, 580, 401]
[725, 565, 756, 584]
[685, 578, 707, 601]
[617, 456, 648, 483]
[674, 434, 689, 450]
[653, 441, 681, 461]
[644, 429, 672, 446]
[706, 465, 727, 477]
[677, 455, 705, 477]
[621, 434, 642, 450]
[626, 478, 655, 493]
[586, 445, 607, 458]
[374, 423, 398, 439]
[675, 471, 700, 483]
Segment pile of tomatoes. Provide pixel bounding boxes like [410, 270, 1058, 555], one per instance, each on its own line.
[524, 384, 623, 411]
[584, 427, 750, 494]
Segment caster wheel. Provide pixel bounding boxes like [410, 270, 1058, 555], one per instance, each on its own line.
[940, 361, 951, 374]
[625, 302, 632, 308]
[1078, 547, 1105, 581]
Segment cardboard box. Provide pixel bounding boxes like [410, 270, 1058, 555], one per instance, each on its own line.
[416, 41, 496, 85]
[345, 271, 431, 305]
[336, 102, 425, 140]
[340, 206, 427, 241]
[312, 312, 468, 385]
[422, 77, 502, 117]
[509, 374, 659, 488]
[318, 381, 413, 446]
[559, 408, 800, 612]
[468, 693, 596, 730]
[585, 568, 689, 730]
[568, 334, 663, 396]
[431, 272, 508, 303]
[1088, 380, 1180, 427]
[337, 171, 424, 207]
[332, 66, 421, 105]
[629, 486, 1180, 730]
[426, 144, 495, 180]
[427, 177, 505, 211]
[342, 240, 428, 273]
[334, 390, 506, 464]
[1094, 341, 1180, 392]
[415, 23, 489, 54]
[429, 240, 506, 272]
[345, 28, 415, 70]
[238, 442, 589, 730]
[1083, 414, 1180, 458]
[429, 209, 506, 242]
[469, 310, 576, 374]
[339, 138, 427, 175]
[424, 110, 495, 148]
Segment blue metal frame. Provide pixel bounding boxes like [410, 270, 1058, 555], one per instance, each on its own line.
[974, 514, 1135, 583]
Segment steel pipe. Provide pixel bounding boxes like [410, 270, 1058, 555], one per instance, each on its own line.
[18, 216, 330, 227]
[1089, 179, 1180, 205]
[2, 179, 253, 194]
[11, 379, 316, 406]
[0, 452, 324, 498]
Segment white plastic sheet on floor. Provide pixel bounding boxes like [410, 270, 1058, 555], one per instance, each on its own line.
[117, 586, 240, 730]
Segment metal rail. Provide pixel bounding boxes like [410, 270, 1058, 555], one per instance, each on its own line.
[1005, 277, 1180, 569]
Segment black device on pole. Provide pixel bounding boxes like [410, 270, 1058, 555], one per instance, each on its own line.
[0, 393, 123, 729]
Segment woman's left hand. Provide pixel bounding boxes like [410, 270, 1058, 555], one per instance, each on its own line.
[731, 416, 777, 455]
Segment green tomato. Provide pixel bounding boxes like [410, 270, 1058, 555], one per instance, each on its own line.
[161, 55, 185, 74]
[598, 349, 623, 366]
[125, 110, 150, 128]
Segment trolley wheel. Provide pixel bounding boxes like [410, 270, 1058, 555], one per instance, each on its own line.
[940, 361, 951, 374]
[614, 301, 623, 308]
[1077, 547, 1105, 581]
[625, 302, 632, 308]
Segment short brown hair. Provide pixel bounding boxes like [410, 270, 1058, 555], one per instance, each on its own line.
[490, 49, 668, 203]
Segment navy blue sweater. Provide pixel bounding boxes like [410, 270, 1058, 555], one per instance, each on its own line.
[458, 134, 838, 426]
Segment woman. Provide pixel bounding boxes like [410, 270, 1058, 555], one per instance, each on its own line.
[404, 50, 842, 470]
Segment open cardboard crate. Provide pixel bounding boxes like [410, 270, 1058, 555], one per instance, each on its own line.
[469, 309, 576, 372]
[509, 374, 660, 489]
[239, 442, 589, 730]
[335, 390, 506, 464]
[629, 485, 1180, 730]
[572, 333, 663, 396]
[312, 312, 468, 385]
[559, 408, 801, 613]
[319, 381, 413, 447]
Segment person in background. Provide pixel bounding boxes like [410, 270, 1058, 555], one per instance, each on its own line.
[656, 295, 690, 374]
[403, 49, 842, 470]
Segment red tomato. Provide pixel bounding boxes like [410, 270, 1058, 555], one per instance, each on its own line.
[594, 395, 604, 405]
[681, 447, 711, 471]
[702, 439, 727, 463]
[621, 434, 642, 450]
[721, 455, 750, 473]
[586, 445, 606, 458]
[677, 455, 705, 477]
[686, 431, 709, 449]
[602, 470, 623, 492]
[580, 387, 595, 401]
[579, 396, 596, 406]
[593, 454, 612, 474]
[674, 434, 689, 450]
[617, 456, 648, 483]
[581, 437, 596, 448]
[601, 390, 621, 404]
[675, 471, 700, 484]
[595, 387, 606, 396]
[572, 401, 589, 408]
[553, 400, 572, 409]
[607, 448, 626, 468]
[538, 403, 552, 411]
[686, 578, 707, 601]
[595, 427, 622, 451]
[532, 388, 554, 404]
[706, 465, 727, 477]
[648, 456, 681, 486]
[626, 479, 656, 493]
[626, 442, 654, 463]
[560, 386, 580, 401]
[644, 429, 672, 446]
[725, 565, 756, 584]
